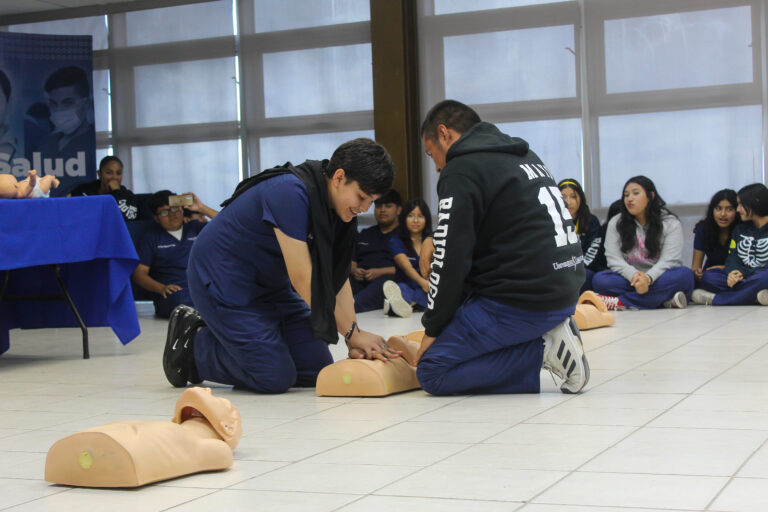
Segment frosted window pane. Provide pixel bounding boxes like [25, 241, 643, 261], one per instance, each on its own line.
[605, 7, 753, 93]
[134, 58, 238, 127]
[263, 44, 373, 117]
[598, 106, 762, 207]
[132, 140, 240, 209]
[444, 26, 576, 103]
[496, 119, 582, 184]
[435, 0, 568, 15]
[93, 70, 110, 133]
[125, 0, 233, 46]
[259, 130, 374, 171]
[8, 16, 108, 50]
[254, 0, 369, 33]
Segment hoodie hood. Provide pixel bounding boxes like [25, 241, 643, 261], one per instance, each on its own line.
[446, 121, 529, 161]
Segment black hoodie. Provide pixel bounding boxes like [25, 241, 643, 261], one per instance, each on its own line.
[422, 122, 585, 337]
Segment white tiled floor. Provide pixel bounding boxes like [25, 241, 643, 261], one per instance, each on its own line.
[1, 303, 767, 511]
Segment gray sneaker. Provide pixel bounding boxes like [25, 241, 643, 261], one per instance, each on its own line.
[542, 317, 589, 394]
[662, 291, 687, 309]
[382, 280, 412, 318]
[757, 289, 768, 306]
[691, 288, 715, 306]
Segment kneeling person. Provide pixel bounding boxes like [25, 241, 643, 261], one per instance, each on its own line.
[415, 100, 589, 395]
[163, 139, 399, 393]
[133, 190, 218, 318]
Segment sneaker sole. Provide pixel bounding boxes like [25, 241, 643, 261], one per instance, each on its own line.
[163, 305, 193, 387]
[543, 318, 590, 394]
[382, 281, 412, 318]
[757, 290, 768, 306]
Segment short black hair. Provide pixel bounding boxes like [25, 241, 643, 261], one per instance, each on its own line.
[44, 66, 90, 98]
[0, 70, 10, 102]
[738, 183, 768, 217]
[374, 188, 402, 206]
[149, 190, 174, 215]
[325, 138, 394, 196]
[420, 99, 481, 141]
[99, 155, 123, 172]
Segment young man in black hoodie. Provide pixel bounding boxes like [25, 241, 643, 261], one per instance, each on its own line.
[413, 100, 589, 395]
[162, 138, 401, 393]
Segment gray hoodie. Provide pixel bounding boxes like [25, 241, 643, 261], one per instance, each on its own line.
[604, 213, 683, 283]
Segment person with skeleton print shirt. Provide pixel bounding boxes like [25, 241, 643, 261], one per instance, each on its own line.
[692, 183, 768, 306]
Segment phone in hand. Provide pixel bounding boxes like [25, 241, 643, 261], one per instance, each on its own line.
[168, 194, 193, 207]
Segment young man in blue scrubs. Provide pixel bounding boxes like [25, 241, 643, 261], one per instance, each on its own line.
[350, 189, 402, 312]
[411, 100, 590, 395]
[133, 190, 218, 318]
[163, 138, 399, 393]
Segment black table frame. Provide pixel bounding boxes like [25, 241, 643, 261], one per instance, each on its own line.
[0, 264, 89, 359]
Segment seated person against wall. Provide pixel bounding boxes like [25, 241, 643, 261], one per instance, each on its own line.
[593, 175, 694, 310]
[132, 190, 218, 318]
[691, 189, 739, 286]
[69, 156, 139, 221]
[350, 189, 401, 312]
[558, 178, 605, 293]
[692, 183, 768, 306]
[382, 198, 432, 318]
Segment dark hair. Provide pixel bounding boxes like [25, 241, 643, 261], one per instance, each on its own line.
[149, 190, 174, 215]
[98, 155, 123, 172]
[0, 70, 10, 102]
[557, 178, 593, 235]
[695, 189, 738, 253]
[737, 183, 768, 218]
[374, 188, 402, 206]
[420, 99, 481, 141]
[617, 175, 673, 258]
[44, 66, 90, 97]
[606, 199, 623, 224]
[397, 199, 433, 258]
[325, 138, 394, 196]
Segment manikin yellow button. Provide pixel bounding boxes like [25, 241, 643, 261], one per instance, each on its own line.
[78, 451, 93, 470]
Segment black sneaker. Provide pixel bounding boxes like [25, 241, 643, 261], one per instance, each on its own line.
[163, 305, 204, 387]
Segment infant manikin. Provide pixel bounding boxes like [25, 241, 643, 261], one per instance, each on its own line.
[0, 170, 59, 199]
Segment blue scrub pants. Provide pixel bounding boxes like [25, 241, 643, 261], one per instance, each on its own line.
[700, 268, 768, 305]
[397, 281, 428, 309]
[580, 268, 595, 295]
[417, 295, 573, 396]
[153, 287, 193, 319]
[352, 275, 389, 313]
[592, 267, 694, 309]
[188, 271, 333, 393]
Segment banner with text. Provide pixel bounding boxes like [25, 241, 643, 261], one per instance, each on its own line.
[0, 32, 95, 196]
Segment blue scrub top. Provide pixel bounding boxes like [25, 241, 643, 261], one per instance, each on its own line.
[389, 235, 420, 283]
[138, 220, 205, 287]
[693, 222, 730, 268]
[188, 173, 343, 307]
[354, 225, 396, 269]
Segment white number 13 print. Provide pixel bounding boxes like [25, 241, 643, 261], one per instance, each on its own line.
[538, 186, 578, 248]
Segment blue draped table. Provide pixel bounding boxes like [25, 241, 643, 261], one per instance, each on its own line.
[0, 196, 140, 356]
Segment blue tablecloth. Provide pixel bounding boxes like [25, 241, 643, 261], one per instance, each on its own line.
[0, 196, 140, 355]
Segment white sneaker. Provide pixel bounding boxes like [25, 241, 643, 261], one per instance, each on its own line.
[757, 289, 768, 306]
[542, 317, 589, 394]
[382, 280, 412, 318]
[383, 299, 391, 315]
[691, 288, 715, 306]
[662, 291, 687, 309]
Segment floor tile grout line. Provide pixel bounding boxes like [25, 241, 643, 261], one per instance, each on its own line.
[704, 436, 768, 511]
[517, 308, 767, 509]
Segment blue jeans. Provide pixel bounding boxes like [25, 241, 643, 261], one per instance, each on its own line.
[418, 295, 573, 395]
[592, 266, 694, 309]
[701, 268, 768, 305]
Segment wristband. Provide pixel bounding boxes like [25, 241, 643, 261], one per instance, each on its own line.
[343, 321, 357, 343]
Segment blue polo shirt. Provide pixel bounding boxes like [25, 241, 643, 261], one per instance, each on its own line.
[138, 220, 205, 287]
[188, 173, 343, 307]
[354, 225, 396, 269]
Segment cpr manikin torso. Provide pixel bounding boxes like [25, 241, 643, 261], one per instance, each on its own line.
[0, 170, 59, 199]
[45, 387, 242, 487]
